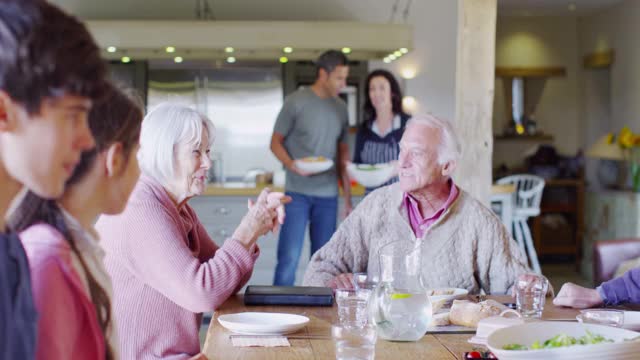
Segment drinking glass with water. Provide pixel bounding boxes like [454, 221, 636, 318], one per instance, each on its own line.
[515, 273, 549, 318]
[332, 324, 377, 360]
[335, 288, 369, 328]
[334, 288, 377, 359]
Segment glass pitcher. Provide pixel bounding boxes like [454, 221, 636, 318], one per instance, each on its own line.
[368, 240, 432, 341]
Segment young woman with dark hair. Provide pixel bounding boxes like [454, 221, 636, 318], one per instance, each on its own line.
[9, 83, 143, 360]
[353, 69, 410, 193]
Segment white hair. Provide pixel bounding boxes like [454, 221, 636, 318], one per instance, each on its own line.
[407, 113, 462, 165]
[138, 103, 215, 185]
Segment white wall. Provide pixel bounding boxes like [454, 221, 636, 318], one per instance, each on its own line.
[493, 16, 581, 169]
[367, 1, 459, 120]
[579, 0, 640, 136]
[577, 0, 640, 189]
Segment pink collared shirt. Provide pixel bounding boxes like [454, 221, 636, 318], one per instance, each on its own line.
[404, 180, 459, 238]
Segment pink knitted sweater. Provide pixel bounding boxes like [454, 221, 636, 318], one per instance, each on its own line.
[97, 175, 258, 359]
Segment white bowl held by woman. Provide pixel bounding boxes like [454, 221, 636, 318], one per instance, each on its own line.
[295, 157, 333, 174]
[346, 162, 396, 188]
[487, 321, 640, 360]
[218, 312, 310, 335]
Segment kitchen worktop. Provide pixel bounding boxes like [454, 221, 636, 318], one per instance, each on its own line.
[203, 183, 512, 197]
[203, 182, 366, 196]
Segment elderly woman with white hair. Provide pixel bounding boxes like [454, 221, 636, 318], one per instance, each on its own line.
[96, 103, 290, 360]
[303, 113, 531, 293]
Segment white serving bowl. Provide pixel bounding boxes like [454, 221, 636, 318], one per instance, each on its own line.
[295, 157, 333, 174]
[427, 288, 469, 304]
[346, 162, 396, 188]
[487, 321, 640, 360]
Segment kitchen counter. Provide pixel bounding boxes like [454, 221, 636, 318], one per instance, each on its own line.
[203, 182, 366, 197]
[203, 183, 513, 197]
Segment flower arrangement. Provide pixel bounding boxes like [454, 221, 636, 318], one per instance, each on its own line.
[609, 126, 640, 190]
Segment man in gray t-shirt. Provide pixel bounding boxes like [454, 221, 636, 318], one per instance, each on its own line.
[270, 50, 353, 286]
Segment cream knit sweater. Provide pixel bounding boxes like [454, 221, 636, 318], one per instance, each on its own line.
[303, 184, 531, 294]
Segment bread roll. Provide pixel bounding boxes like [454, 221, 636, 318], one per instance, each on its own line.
[431, 298, 447, 314]
[448, 299, 508, 328]
[429, 312, 451, 327]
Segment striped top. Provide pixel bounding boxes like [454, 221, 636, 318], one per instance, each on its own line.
[97, 175, 258, 359]
[353, 113, 409, 192]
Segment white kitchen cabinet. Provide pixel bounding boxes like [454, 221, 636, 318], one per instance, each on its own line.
[188, 195, 363, 288]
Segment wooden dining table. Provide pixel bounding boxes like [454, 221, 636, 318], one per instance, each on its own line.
[202, 294, 581, 360]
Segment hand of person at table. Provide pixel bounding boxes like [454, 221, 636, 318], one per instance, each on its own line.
[233, 188, 291, 249]
[327, 273, 354, 290]
[553, 282, 604, 309]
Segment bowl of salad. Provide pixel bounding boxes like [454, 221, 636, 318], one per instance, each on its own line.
[487, 321, 640, 359]
[346, 162, 396, 188]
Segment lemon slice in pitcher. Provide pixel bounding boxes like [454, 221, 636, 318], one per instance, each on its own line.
[390, 293, 413, 300]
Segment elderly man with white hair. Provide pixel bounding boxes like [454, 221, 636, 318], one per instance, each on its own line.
[303, 113, 531, 294]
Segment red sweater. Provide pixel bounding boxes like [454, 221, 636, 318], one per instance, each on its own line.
[20, 224, 106, 360]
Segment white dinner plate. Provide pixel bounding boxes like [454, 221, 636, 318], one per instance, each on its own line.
[622, 311, 640, 331]
[576, 311, 640, 331]
[217, 312, 310, 335]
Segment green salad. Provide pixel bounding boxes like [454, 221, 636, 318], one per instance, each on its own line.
[356, 164, 379, 171]
[503, 331, 613, 350]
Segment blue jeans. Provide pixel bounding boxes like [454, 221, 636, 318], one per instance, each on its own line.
[273, 192, 338, 286]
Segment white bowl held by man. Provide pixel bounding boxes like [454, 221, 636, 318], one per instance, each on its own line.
[487, 321, 640, 360]
[295, 157, 334, 174]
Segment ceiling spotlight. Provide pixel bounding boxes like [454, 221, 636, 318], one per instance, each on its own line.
[341, 47, 352, 54]
[383, 57, 391, 64]
[174, 56, 183, 63]
[568, 3, 577, 12]
[389, 54, 397, 60]
[283, 47, 293, 54]
[107, 46, 117, 53]
[121, 56, 131, 63]
[400, 68, 417, 79]
[400, 48, 409, 54]
[394, 50, 402, 57]
[226, 56, 236, 63]
[402, 96, 418, 113]
[225, 47, 234, 53]
[279, 56, 289, 64]
[165, 46, 175, 53]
